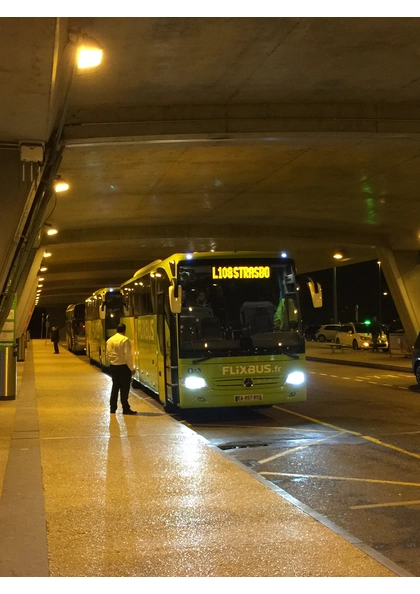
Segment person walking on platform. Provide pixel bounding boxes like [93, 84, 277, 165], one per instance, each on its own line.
[371, 316, 382, 352]
[51, 326, 60, 354]
[106, 323, 137, 415]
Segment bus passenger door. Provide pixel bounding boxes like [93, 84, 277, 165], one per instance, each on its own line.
[157, 290, 178, 411]
[156, 292, 167, 404]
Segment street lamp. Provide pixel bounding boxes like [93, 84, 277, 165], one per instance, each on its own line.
[377, 261, 381, 322]
[333, 266, 338, 323]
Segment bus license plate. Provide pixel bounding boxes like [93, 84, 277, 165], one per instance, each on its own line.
[234, 394, 263, 402]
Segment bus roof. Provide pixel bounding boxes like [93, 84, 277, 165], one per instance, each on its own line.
[121, 251, 293, 287]
[85, 287, 121, 302]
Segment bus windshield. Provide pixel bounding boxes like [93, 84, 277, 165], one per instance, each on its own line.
[105, 293, 122, 329]
[178, 259, 303, 358]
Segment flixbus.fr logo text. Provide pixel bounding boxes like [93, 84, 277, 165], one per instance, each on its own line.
[222, 364, 281, 375]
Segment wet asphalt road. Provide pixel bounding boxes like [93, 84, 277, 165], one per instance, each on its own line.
[79, 351, 420, 576]
[175, 361, 420, 577]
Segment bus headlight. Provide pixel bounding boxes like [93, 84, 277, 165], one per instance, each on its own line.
[285, 371, 305, 385]
[182, 376, 207, 390]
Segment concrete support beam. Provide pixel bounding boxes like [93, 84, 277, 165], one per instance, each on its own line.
[64, 103, 420, 143]
[46, 224, 387, 249]
[377, 247, 420, 346]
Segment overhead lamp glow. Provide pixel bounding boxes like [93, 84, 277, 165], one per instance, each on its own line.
[280, 252, 288, 258]
[333, 252, 344, 260]
[38, 278, 44, 281]
[54, 176, 69, 193]
[40, 267, 47, 272]
[43, 252, 52, 258]
[77, 39, 103, 69]
[47, 228, 58, 236]
[186, 254, 193, 260]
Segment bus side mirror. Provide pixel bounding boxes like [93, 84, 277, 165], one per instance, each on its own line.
[307, 278, 323, 308]
[169, 280, 182, 314]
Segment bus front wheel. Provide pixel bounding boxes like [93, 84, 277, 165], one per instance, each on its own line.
[164, 398, 178, 414]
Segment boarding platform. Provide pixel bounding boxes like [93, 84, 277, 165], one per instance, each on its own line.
[0, 340, 410, 577]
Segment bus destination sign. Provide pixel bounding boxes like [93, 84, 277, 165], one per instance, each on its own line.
[212, 266, 270, 280]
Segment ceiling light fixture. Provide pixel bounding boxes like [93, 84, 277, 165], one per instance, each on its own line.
[47, 228, 58, 236]
[333, 251, 344, 260]
[54, 176, 69, 193]
[43, 252, 52, 258]
[76, 34, 103, 69]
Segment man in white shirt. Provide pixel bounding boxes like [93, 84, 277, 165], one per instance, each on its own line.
[106, 323, 137, 415]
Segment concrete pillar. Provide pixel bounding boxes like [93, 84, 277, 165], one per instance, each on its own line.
[377, 247, 420, 347]
[17, 336, 25, 362]
[0, 345, 16, 400]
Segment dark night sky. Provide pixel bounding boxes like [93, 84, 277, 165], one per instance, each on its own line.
[298, 259, 399, 328]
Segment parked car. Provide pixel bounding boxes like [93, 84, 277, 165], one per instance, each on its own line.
[335, 322, 388, 351]
[412, 332, 420, 385]
[304, 325, 321, 341]
[315, 324, 341, 342]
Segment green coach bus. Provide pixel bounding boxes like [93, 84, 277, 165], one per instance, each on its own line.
[120, 251, 316, 412]
[85, 287, 123, 370]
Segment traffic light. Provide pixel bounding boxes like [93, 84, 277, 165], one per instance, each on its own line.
[364, 319, 371, 325]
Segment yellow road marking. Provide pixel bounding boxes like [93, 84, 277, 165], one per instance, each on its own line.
[259, 472, 420, 488]
[274, 406, 360, 436]
[275, 406, 420, 461]
[354, 379, 363, 382]
[350, 500, 420, 510]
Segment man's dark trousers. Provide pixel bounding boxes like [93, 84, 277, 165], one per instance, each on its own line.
[110, 364, 132, 412]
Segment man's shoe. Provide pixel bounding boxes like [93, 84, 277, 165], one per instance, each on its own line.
[123, 409, 137, 415]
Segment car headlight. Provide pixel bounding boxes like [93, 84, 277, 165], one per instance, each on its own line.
[182, 376, 207, 390]
[285, 371, 305, 385]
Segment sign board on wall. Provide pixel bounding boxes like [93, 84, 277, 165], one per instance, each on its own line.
[0, 296, 16, 347]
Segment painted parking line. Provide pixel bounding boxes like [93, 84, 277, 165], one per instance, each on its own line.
[259, 472, 420, 488]
[257, 434, 339, 464]
[350, 500, 420, 510]
[274, 406, 420, 461]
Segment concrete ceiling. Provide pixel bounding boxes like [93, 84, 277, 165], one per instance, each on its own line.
[2, 17, 420, 306]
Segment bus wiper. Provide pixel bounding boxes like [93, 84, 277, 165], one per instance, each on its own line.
[192, 351, 232, 364]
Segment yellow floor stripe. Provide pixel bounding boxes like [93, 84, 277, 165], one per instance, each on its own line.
[259, 472, 420, 488]
[275, 406, 420, 461]
[350, 500, 420, 510]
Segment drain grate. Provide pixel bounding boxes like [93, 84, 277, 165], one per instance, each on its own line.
[217, 442, 268, 451]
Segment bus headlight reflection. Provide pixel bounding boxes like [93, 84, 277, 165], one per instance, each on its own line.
[285, 371, 305, 385]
